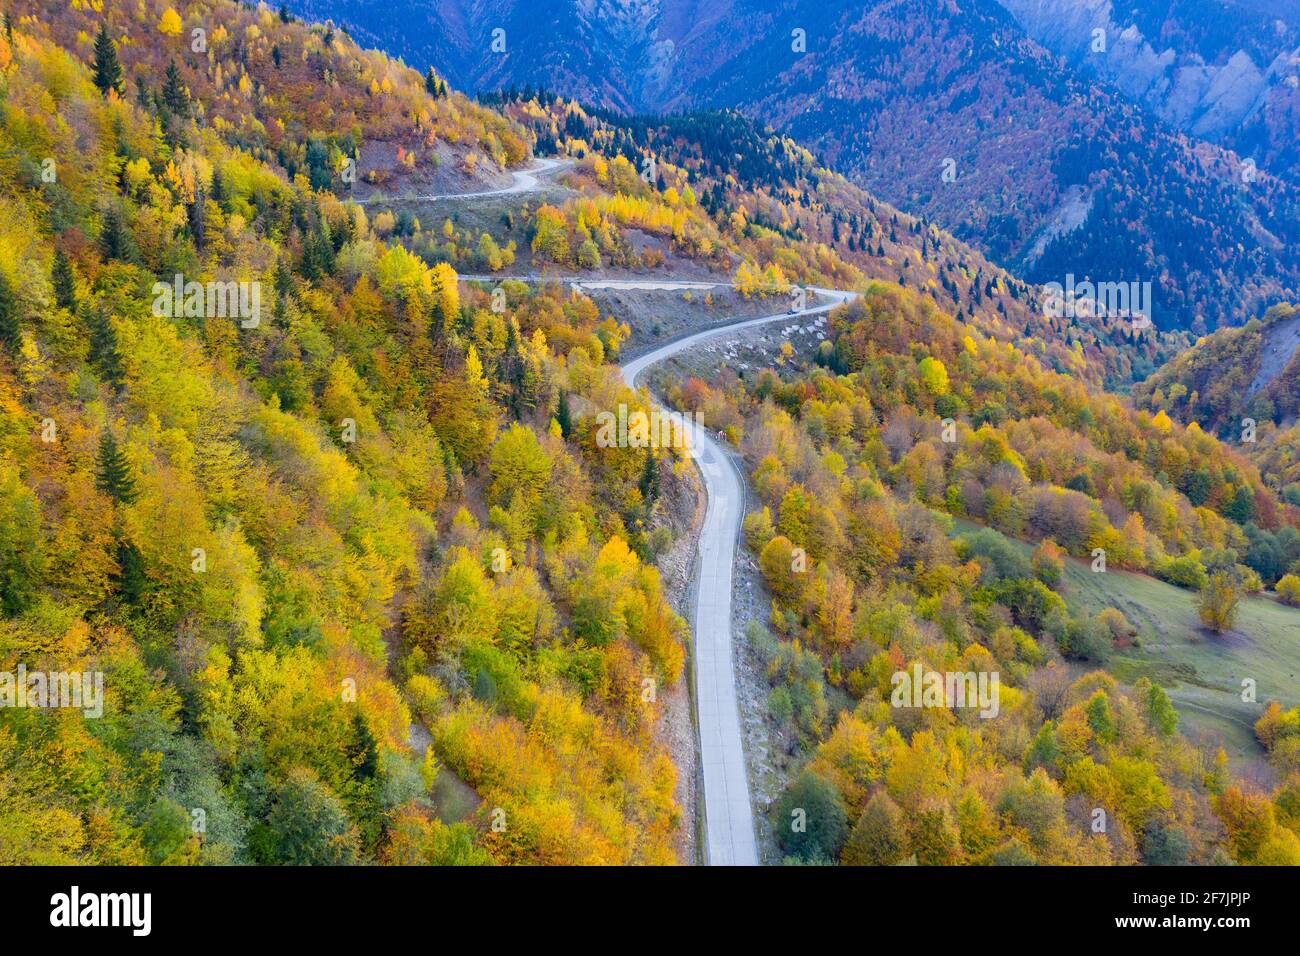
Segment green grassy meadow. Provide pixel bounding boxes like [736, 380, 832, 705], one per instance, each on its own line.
[952, 519, 1300, 772]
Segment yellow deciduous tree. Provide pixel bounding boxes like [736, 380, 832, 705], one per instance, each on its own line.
[158, 8, 183, 36]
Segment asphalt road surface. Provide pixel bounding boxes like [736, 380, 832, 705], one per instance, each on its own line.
[620, 289, 853, 866]
[355, 157, 569, 205]
[453, 178, 857, 862]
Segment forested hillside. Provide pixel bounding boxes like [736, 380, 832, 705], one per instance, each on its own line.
[1134, 303, 1300, 512]
[287, 0, 1300, 335]
[1135, 303, 1300, 433]
[653, 283, 1300, 865]
[484, 90, 1191, 390]
[3, 0, 1297, 870]
[0, 0, 687, 864]
[996, 0, 1300, 182]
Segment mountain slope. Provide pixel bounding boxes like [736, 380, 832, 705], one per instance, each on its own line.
[490, 92, 1191, 388]
[4, 0, 1299, 870]
[292, 0, 1300, 334]
[1135, 302, 1300, 432]
[1134, 301, 1300, 505]
[0, 0, 691, 865]
[645, 278, 1300, 865]
[995, 0, 1300, 181]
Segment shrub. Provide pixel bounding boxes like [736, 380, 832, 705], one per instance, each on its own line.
[1031, 539, 1065, 587]
[1158, 554, 1209, 590]
[1276, 573, 1300, 607]
[959, 527, 1033, 583]
[1198, 572, 1241, 634]
[773, 770, 849, 863]
[743, 506, 775, 552]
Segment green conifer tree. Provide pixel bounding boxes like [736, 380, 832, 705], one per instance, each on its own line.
[162, 60, 189, 116]
[95, 431, 138, 505]
[88, 309, 126, 388]
[92, 24, 124, 96]
[0, 271, 20, 353]
[52, 249, 77, 311]
[99, 207, 136, 262]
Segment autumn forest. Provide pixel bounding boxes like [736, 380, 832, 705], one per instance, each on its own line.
[1, 0, 1299, 878]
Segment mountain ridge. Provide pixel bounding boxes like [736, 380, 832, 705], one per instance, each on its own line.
[286, 0, 1300, 334]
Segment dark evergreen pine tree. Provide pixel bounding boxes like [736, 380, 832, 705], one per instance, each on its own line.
[499, 320, 526, 418]
[87, 309, 125, 388]
[639, 450, 659, 501]
[333, 202, 355, 247]
[209, 169, 226, 205]
[555, 390, 572, 439]
[162, 60, 189, 116]
[0, 270, 20, 353]
[1226, 485, 1256, 524]
[298, 222, 335, 281]
[187, 185, 206, 251]
[52, 248, 77, 311]
[96, 431, 138, 505]
[272, 258, 295, 327]
[113, 538, 147, 606]
[346, 713, 380, 781]
[99, 207, 135, 262]
[92, 23, 124, 97]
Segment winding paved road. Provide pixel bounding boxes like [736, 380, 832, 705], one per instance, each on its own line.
[355, 157, 569, 205]
[395, 161, 857, 864]
[619, 287, 853, 865]
[465, 275, 853, 864]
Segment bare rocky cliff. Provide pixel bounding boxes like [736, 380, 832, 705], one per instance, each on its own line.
[995, 0, 1300, 178]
